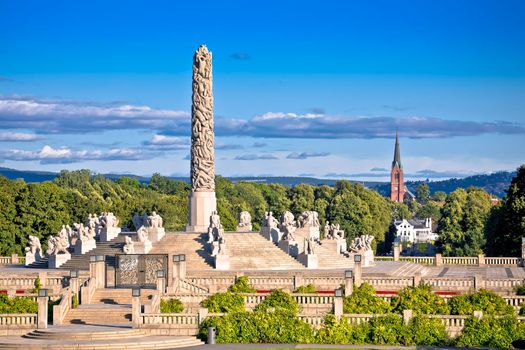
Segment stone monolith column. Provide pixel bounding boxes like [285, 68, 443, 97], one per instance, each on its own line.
[186, 45, 217, 232]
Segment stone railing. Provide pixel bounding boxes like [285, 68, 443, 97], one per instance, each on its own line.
[138, 313, 200, 336]
[0, 274, 66, 295]
[80, 278, 96, 305]
[0, 313, 37, 336]
[400, 256, 435, 265]
[376, 254, 522, 267]
[178, 279, 209, 294]
[0, 254, 25, 265]
[52, 287, 71, 325]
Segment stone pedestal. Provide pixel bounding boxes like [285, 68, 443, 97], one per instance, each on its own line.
[37, 296, 48, 329]
[321, 239, 347, 254]
[186, 191, 217, 232]
[148, 227, 165, 243]
[74, 239, 96, 255]
[215, 254, 230, 270]
[260, 227, 282, 244]
[349, 250, 375, 267]
[295, 226, 320, 240]
[25, 251, 41, 266]
[236, 224, 252, 232]
[99, 227, 121, 242]
[48, 252, 71, 269]
[278, 240, 299, 258]
[298, 253, 319, 269]
[134, 240, 152, 254]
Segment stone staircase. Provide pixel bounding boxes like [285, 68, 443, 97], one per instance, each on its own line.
[63, 288, 155, 325]
[311, 241, 354, 269]
[0, 325, 203, 349]
[150, 232, 215, 270]
[225, 232, 306, 270]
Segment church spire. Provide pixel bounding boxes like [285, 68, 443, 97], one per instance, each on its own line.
[392, 129, 402, 169]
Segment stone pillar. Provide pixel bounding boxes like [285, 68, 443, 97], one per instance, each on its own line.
[393, 243, 400, 262]
[198, 307, 209, 326]
[478, 254, 486, 267]
[156, 276, 166, 293]
[344, 273, 354, 296]
[132, 294, 141, 327]
[434, 253, 442, 266]
[186, 45, 217, 232]
[11, 253, 19, 264]
[37, 293, 48, 329]
[96, 257, 105, 289]
[403, 309, 413, 325]
[293, 275, 302, 291]
[474, 274, 484, 291]
[413, 272, 422, 287]
[171, 255, 187, 292]
[70, 276, 79, 296]
[333, 291, 344, 320]
[354, 258, 363, 287]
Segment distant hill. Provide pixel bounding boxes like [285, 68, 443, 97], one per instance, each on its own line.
[371, 171, 516, 198]
[0, 167, 515, 198]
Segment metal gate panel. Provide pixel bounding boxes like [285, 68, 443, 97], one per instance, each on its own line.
[115, 254, 167, 289]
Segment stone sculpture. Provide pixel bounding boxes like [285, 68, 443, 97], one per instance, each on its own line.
[191, 45, 215, 192]
[325, 222, 344, 240]
[100, 212, 119, 228]
[132, 212, 142, 231]
[74, 222, 97, 255]
[99, 212, 121, 242]
[280, 211, 297, 241]
[298, 211, 320, 228]
[123, 236, 135, 254]
[263, 211, 279, 228]
[134, 226, 152, 254]
[207, 210, 224, 243]
[148, 211, 163, 228]
[349, 234, 375, 267]
[304, 237, 316, 255]
[47, 230, 72, 268]
[25, 235, 42, 265]
[137, 226, 149, 243]
[187, 45, 217, 232]
[236, 211, 252, 231]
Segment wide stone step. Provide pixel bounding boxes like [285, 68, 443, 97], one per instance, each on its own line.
[63, 305, 132, 324]
[24, 327, 146, 340]
[1, 328, 203, 349]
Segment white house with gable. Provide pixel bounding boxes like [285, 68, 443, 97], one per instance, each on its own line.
[394, 218, 438, 243]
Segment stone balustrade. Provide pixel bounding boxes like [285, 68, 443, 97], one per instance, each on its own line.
[400, 256, 435, 265]
[375, 254, 522, 267]
[0, 313, 37, 336]
[52, 287, 71, 325]
[0, 254, 25, 265]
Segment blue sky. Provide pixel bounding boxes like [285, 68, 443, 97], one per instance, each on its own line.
[0, 0, 524, 180]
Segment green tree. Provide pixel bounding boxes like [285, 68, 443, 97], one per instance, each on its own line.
[432, 191, 447, 202]
[416, 183, 430, 204]
[486, 165, 525, 256]
[343, 283, 391, 314]
[416, 201, 441, 223]
[438, 187, 491, 256]
[288, 184, 315, 215]
[391, 284, 449, 315]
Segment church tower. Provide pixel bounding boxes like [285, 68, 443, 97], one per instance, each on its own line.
[390, 130, 405, 202]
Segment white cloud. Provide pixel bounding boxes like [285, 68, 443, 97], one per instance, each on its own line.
[143, 134, 189, 150]
[286, 152, 330, 159]
[1, 145, 151, 164]
[0, 132, 39, 141]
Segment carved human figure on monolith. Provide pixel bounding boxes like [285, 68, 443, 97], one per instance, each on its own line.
[186, 45, 217, 232]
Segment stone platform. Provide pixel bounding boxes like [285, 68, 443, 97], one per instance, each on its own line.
[0, 325, 203, 349]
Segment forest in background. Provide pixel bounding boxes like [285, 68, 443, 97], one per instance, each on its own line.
[0, 165, 523, 258]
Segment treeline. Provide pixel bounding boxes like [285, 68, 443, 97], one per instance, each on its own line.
[0, 165, 523, 257]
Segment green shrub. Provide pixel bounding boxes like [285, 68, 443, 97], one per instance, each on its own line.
[449, 289, 514, 316]
[368, 315, 414, 345]
[343, 283, 391, 314]
[515, 284, 525, 296]
[391, 283, 449, 315]
[254, 289, 299, 314]
[201, 292, 245, 313]
[294, 284, 317, 294]
[71, 294, 79, 309]
[227, 276, 256, 294]
[455, 316, 520, 348]
[199, 309, 314, 344]
[160, 298, 184, 313]
[316, 314, 369, 344]
[31, 276, 42, 294]
[0, 294, 38, 314]
[409, 315, 449, 346]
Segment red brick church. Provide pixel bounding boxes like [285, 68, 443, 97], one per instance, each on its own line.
[390, 131, 414, 202]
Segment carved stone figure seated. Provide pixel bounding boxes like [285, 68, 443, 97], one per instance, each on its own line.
[236, 211, 252, 231]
